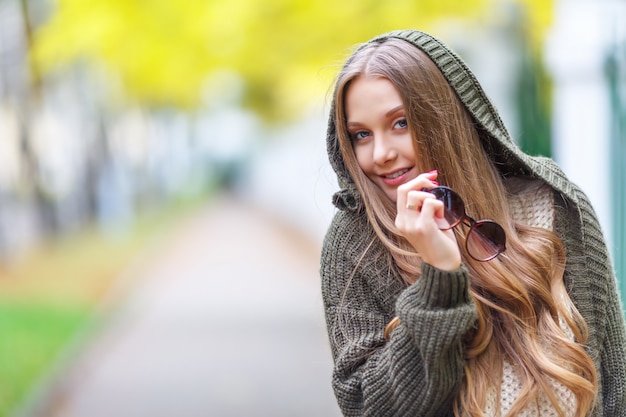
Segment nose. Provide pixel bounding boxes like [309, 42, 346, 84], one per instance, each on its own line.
[372, 134, 397, 165]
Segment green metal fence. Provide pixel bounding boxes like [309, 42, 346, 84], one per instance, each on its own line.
[606, 43, 626, 311]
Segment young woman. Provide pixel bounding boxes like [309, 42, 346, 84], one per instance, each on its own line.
[321, 29, 626, 417]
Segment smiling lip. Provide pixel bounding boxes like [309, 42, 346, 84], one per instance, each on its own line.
[380, 168, 412, 186]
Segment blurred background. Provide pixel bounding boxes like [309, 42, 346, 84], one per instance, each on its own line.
[0, 0, 624, 416]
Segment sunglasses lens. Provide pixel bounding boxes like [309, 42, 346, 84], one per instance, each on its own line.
[430, 187, 464, 229]
[466, 221, 506, 261]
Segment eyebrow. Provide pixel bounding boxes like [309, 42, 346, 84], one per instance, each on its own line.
[347, 105, 405, 128]
[386, 105, 404, 117]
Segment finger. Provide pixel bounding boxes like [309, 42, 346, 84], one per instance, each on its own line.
[399, 187, 427, 212]
[399, 170, 438, 193]
[430, 199, 452, 229]
[415, 198, 459, 246]
[404, 190, 421, 211]
[418, 197, 443, 222]
[397, 171, 439, 212]
[405, 189, 435, 212]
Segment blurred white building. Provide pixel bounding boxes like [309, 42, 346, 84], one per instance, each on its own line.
[546, 0, 626, 288]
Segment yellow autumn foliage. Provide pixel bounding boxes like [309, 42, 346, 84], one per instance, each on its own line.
[32, 0, 552, 121]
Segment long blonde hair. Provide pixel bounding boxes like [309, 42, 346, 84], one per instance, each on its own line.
[333, 38, 597, 417]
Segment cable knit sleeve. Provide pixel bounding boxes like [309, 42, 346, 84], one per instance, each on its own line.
[573, 189, 626, 415]
[321, 210, 477, 416]
[598, 266, 626, 415]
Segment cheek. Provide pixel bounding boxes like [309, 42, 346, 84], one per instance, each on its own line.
[401, 135, 417, 160]
[353, 145, 372, 174]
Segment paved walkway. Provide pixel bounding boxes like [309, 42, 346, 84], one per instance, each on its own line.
[18, 195, 341, 417]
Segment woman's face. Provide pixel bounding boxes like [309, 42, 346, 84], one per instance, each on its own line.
[345, 76, 418, 202]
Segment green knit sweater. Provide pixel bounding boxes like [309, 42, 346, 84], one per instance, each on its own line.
[321, 30, 626, 417]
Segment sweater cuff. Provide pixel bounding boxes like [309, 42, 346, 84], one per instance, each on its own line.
[401, 263, 471, 309]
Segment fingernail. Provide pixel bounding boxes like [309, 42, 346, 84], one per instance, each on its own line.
[427, 169, 438, 175]
[431, 180, 439, 186]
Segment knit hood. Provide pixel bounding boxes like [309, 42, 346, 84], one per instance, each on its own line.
[326, 29, 578, 211]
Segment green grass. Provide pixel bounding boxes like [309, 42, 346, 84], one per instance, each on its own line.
[0, 302, 87, 416]
[0, 194, 210, 416]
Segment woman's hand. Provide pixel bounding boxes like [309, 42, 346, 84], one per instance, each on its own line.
[395, 171, 462, 271]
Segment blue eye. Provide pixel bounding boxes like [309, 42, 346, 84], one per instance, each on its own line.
[351, 131, 370, 141]
[394, 118, 408, 129]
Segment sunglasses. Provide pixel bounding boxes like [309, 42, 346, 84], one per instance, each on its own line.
[423, 186, 506, 262]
